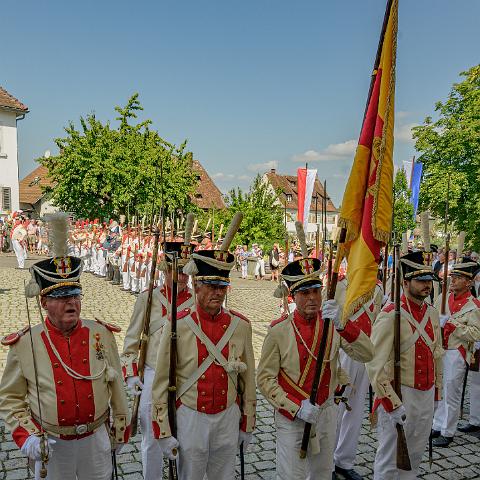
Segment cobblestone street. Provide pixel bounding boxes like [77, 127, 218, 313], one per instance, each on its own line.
[1, 253, 480, 479]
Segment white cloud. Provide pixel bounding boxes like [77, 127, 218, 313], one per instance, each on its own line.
[395, 123, 417, 144]
[396, 110, 412, 120]
[211, 172, 235, 180]
[246, 160, 278, 172]
[238, 174, 252, 181]
[292, 139, 357, 163]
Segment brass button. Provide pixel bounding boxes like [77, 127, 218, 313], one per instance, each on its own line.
[82, 340, 87, 345]
[201, 375, 206, 380]
[201, 391, 206, 396]
[221, 405, 225, 409]
[60, 399, 65, 404]
[82, 358, 87, 364]
[222, 390, 225, 395]
[89, 414, 93, 418]
[61, 418, 66, 422]
[201, 406, 206, 411]
[57, 380, 63, 385]
[87, 394, 92, 399]
[223, 325, 227, 330]
[54, 363, 59, 368]
[221, 373, 225, 378]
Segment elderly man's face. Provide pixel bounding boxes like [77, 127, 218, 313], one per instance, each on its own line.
[294, 287, 322, 321]
[450, 274, 472, 297]
[41, 294, 82, 335]
[194, 282, 227, 315]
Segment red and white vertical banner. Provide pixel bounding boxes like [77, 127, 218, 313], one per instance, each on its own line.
[297, 168, 317, 233]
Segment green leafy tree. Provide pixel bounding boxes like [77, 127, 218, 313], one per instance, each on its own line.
[39, 94, 198, 220]
[412, 65, 480, 249]
[393, 169, 416, 238]
[220, 175, 286, 251]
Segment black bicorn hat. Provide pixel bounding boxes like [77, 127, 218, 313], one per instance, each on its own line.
[400, 250, 438, 281]
[451, 256, 480, 278]
[183, 249, 235, 285]
[281, 257, 322, 293]
[27, 256, 83, 297]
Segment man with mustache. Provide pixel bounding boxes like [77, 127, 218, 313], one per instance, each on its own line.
[151, 249, 256, 480]
[121, 241, 194, 480]
[257, 256, 374, 480]
[0, 214, 129, 480]
[366, 250, 443, 478]
[432, 256, 480, 446]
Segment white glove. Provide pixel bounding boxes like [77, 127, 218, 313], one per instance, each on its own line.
[387, 405, 407, 426]
[439, 314, 449, 328]
[21, 435, 56, 461]
[126, 376, 144, 396]
[296, 399, 321, 424]
[322, 299, 342, 330]
[157, 436, 179, 460]
[238, 431, 253, 450]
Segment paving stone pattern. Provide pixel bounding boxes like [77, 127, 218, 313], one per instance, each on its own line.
[1, 253, 480, 479]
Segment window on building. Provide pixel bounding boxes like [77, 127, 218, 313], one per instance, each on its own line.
[2, 187, 11, 211]
[286, 194, 292, 202]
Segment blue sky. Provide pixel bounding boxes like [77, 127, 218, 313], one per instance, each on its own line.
[3, 0, 479, 207]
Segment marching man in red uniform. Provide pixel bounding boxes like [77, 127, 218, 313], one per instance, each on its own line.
[0, 213, 130, 480]
[432, 256, 480, 446]
[366, 251, 443, 478]
[257, 256, 374, 480]
[151, 248, 256, 479]
[121, 241, 194, 480]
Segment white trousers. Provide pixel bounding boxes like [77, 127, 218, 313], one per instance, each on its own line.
[97, 249, 106, 276]
[34, 425, 112, 480]
[275, 403, 336, 480]
[433, 349, 466, 437]
[176, 403, 240, 480]
[334, 351, 370, 470]
[469, 370, 480, 426]
[374, 385, 434, 480]
[12, 239, 26, 268]
[122, 255, 131, 290]
[255, 259, 265, 277]
[241, 263, 248, 279]
[139, 366, 164, 479]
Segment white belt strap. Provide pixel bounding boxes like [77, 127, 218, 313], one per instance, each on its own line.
[152, 293, 194, 334]
[176, 313, 239, 399]
[400, 309, 434, 353]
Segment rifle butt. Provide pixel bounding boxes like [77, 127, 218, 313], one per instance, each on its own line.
[299, 423, 312, 459]
[396, 424, 412, 471]
[168, 459, 178, 480]
[130, 395, 140, 437]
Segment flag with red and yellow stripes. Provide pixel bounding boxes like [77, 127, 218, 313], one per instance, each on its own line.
[338, 0, 398, 320]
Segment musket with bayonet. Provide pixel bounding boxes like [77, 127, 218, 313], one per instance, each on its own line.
[421, 211, 435, 468]
[300, 224, 346, 458]
[24, 288, 49, 478]
[441, 173, 451, 317]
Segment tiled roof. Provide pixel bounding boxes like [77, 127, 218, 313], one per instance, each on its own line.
[265, 171, 337, 212]
[191, 160, 226, 209]
[0, 86, 29, 113]
[20, 161, 226, 210]
[19, 165, 55, 205]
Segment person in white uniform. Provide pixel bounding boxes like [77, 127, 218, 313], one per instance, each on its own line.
[366, 250, 443, 479]
[432, 256, 480, 446]
[121, 241, 194, 480]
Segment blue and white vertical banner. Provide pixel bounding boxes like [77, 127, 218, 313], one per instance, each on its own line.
[410, 161, 423, 219]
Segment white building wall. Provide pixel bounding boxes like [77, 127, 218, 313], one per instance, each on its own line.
[0, 110, 20, 214]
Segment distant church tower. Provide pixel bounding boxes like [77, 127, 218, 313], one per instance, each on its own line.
[0, 86, 29, 215]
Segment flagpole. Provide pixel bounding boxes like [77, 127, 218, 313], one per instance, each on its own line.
[363, 0, 395, 124]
